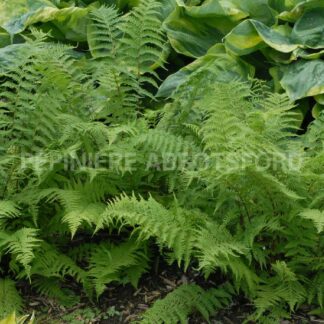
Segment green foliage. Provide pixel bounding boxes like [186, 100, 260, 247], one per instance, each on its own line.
[0, 278, 22, 319]
[88, 239, 150, 296]
[138, 284, 233, 324]
[300, 209, 324, 233]
[0, 0, 166, 314]
[0, 1, 323, 323]
[162, 0, 324, 119]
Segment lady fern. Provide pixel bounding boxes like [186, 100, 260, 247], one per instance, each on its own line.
[0, 1, 323, 322]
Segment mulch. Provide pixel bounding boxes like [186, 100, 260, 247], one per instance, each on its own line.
[23, 261, 324, 323]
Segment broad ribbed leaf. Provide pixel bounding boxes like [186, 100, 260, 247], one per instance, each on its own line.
[280, 60, 324, 101]
[225, 20, 299, 56]
[276, 0, 324, 22]
[291, 8, 324, 49]
[0, 44, 31, 73]
[157, 44, 254, 97]
[163, 0, 275, 58]
[163, 3, 227, 58]
[0, 0, 89, 41]
[0, 31, 10, 48]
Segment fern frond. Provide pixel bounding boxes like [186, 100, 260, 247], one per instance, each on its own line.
[308, 272, 324, 309]
[32, 277, 78, 307]
[120, 0, 165, 74]
[88, 239, 149, 297]
[0, 228, 41, 274]
[253, 262, 306, 318]
[24, 243, 86, 284]
[87, 6, 121, 59]
[0, 278, 22, 319]
[138, 283, 233, 324]
[0, 201, 20, 219]
[97, 194, 206, 268]
[300, 209, 324, 233]
[195, 223, 247, 274]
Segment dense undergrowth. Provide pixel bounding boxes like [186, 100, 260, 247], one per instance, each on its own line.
[0, 0, 324, 323]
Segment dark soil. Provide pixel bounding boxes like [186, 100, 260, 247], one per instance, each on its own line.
[23, 260, 324, 324]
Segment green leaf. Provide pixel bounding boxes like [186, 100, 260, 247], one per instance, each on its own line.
[157, 44, 254, 97]
[279, 59, 324, 101]
[163, 3, 226, 58]
[225, 20, 299, 56]
[312, 103, 324, 119]
[51, 7, 90, 41]
[0, 44, 31, 73]
[315, 94, 324, 105]
[164, 0, 275, 58]
[300, 209, 324, 233]
[0, 0, 57, 35]
[0, 0, 89, 41]
[0, 31, 10, 48]
[276, 0, 324, 22]
[290, 48, 324, 60]
[268, 0, 302, 13]
[291, 8, 324, 49]
[0, 278, 22, 319]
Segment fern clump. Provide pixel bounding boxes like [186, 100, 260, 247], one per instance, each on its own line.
[0, 0, 323, 322]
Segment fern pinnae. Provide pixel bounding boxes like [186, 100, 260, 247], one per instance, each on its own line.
[0, 278, 23, 319]
[138, 283, 233, 324]
[88, 6, 121, 59]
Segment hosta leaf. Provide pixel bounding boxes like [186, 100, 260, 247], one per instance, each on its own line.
[225, 20, 298, 56]
[163, 3, 227, 58]
[0, 31, 10, 48]
[276, 0, 324, 22]
[51, 7, 89, 41]
[164, 0, 275, 58]
[0, 44, 31, 73]
[0, 0, 57, 35]
[312, 103, 324, 119]
[291, 48, 324, 60]
[268, 0, 303, 13]
[315, 94, 324, 105]
[236, 0, 275, 25]
[279, 59, 324, 101]
[291, 8, 324, 49]
[157, 44, 254, 97]
[0, 0, 89, 41]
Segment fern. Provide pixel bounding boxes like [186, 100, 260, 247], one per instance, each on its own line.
[87, 6, 121, 59]
[88, 239, 149, 297]
[252, 262, 306, 320]
[308, 272, 324, 309]
[0, 228, 41, 274]
[138, 283, 233, 324]
[97, 194, 206, 268]
[300, 209, 324, 233]
[87, 0, 165, 120]
[120, 0, 165, 75]
[0, 278, 22, 319]
[0, 4, 323, 320]
[24, 242, 86, 283]
[32, 277, 78, 307]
